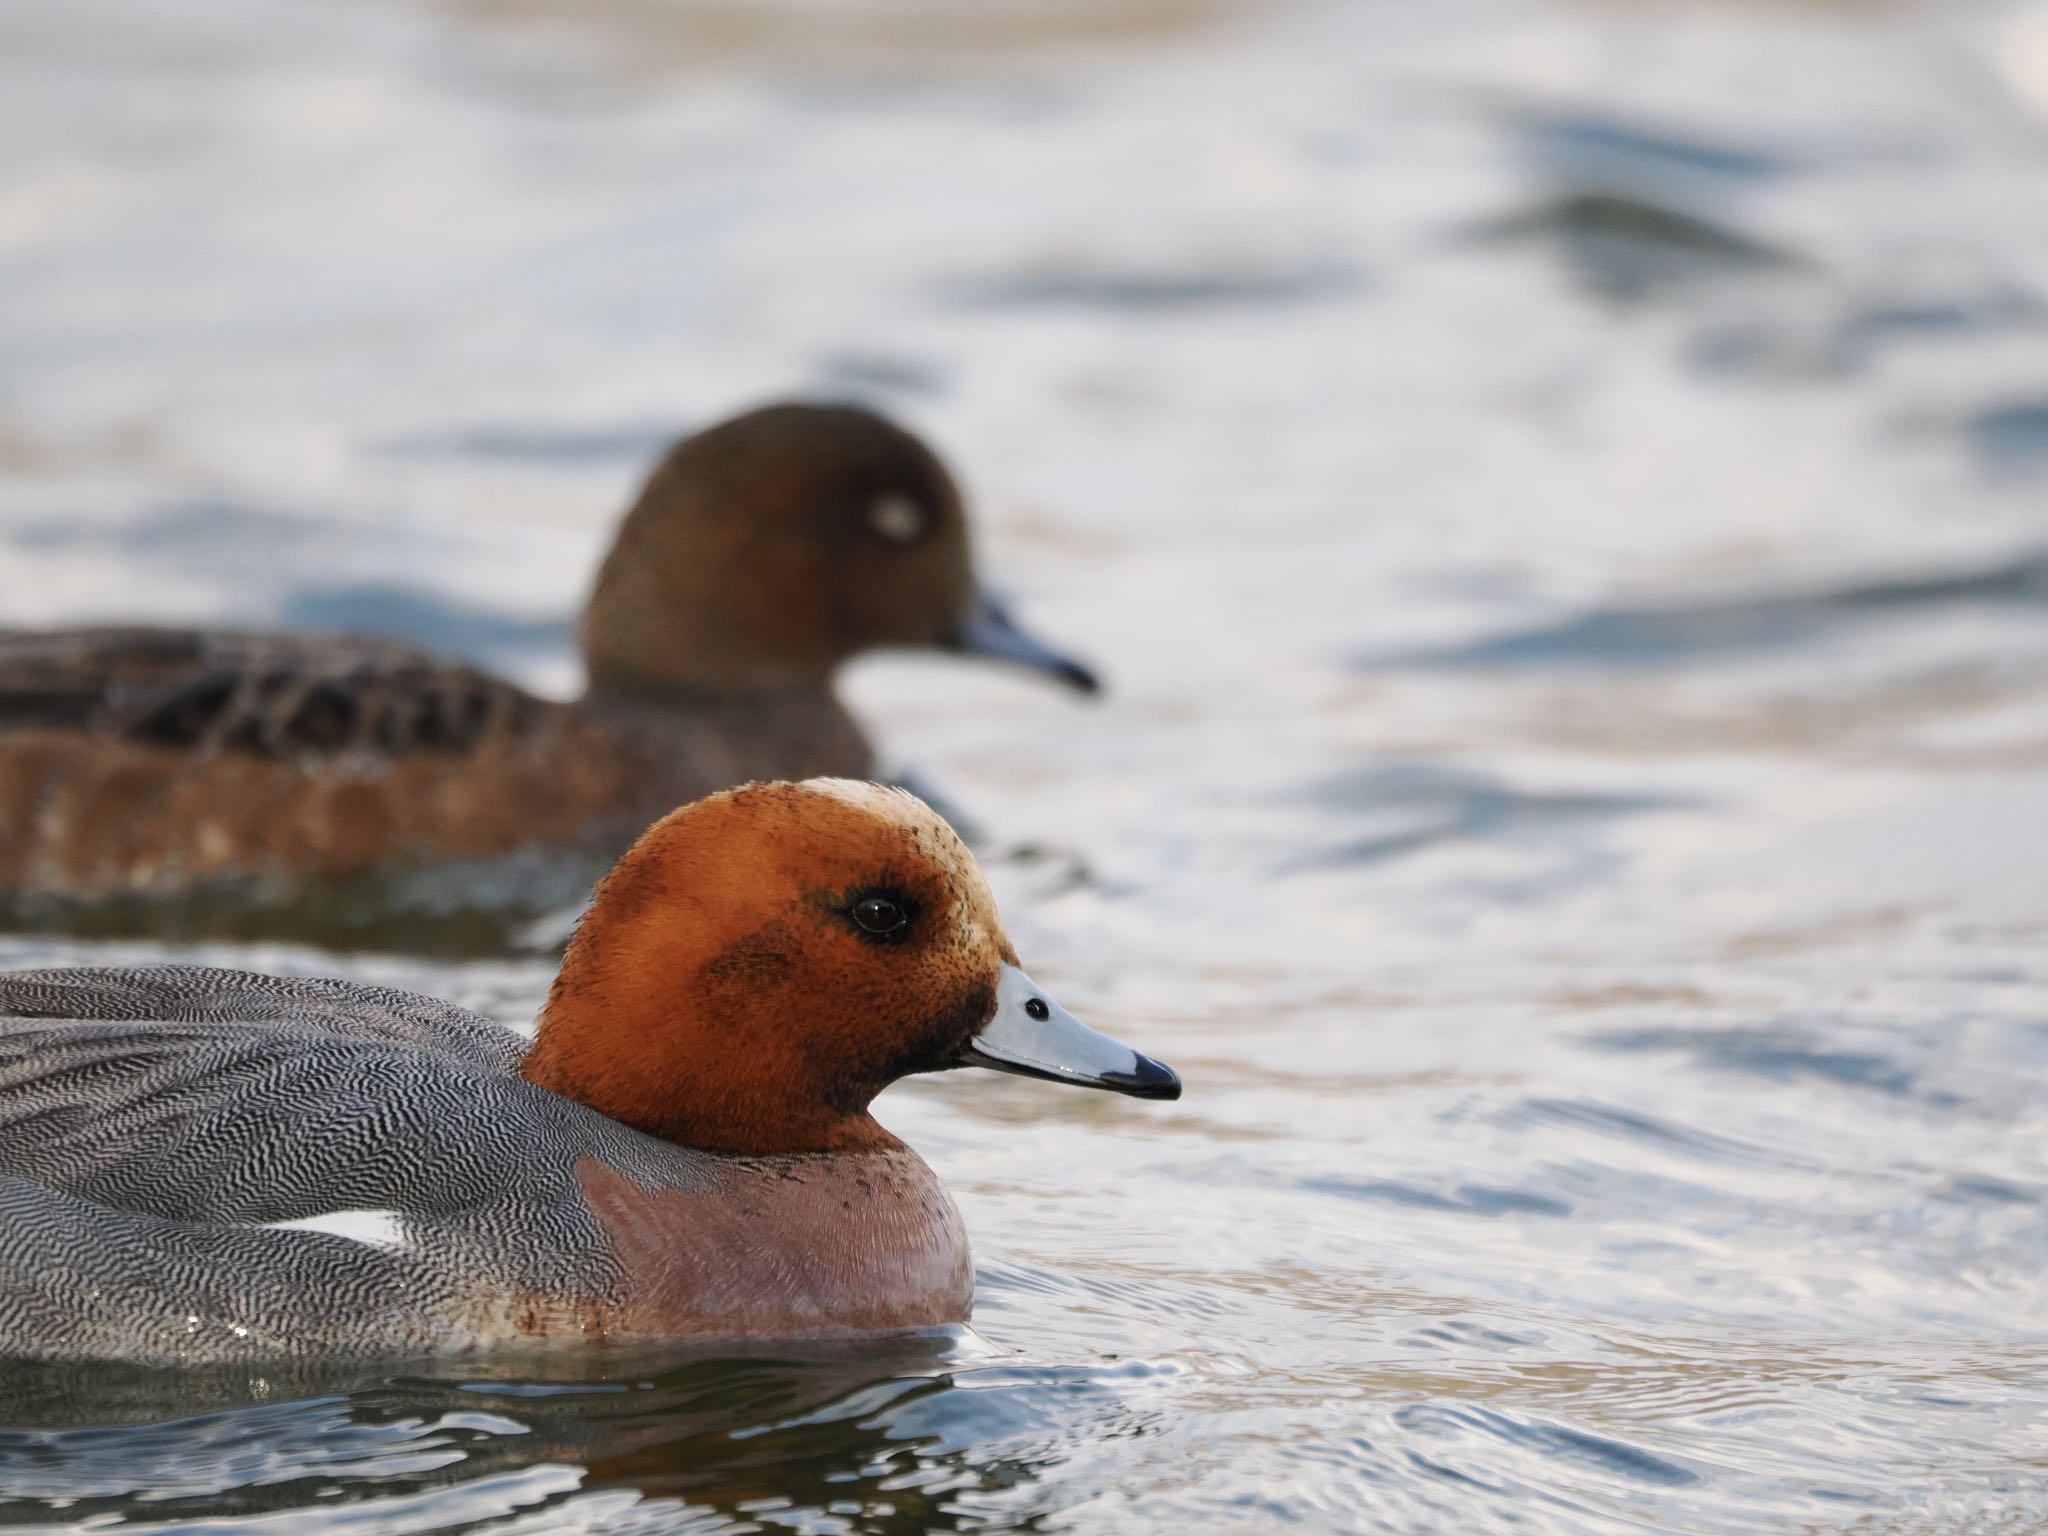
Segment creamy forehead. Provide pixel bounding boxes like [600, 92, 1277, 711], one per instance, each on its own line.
[801, 778, 1000, 940]
[804, 777, 925, 820]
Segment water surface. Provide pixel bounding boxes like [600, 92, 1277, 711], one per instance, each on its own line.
[2, 0, 2047, 1529]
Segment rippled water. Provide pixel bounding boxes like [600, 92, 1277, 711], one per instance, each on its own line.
[4, 0, 2048, 1529]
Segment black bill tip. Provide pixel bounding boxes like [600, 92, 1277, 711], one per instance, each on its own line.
[946, 592, 1103, 696]
[1102, 1052, 1182, 1101]
[1044, 655, 1102, 696]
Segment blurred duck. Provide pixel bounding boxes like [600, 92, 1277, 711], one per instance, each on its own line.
[0, 403, 1096, 946]
[0, 779, 1178, 1363]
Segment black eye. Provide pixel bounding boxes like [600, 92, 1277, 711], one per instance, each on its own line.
[850, 894, 911, 940]
[1024, 997, 1050, 1021]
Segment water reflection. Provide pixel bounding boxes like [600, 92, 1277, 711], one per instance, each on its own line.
[1971, 400, 2048, 472]
[941, 257, 1364, 314]
[1464, 192, 1799, 304]
[276, 583, 571, 669]
[0, 1338, 1101, 1533]
[1506, 107, 1795, 190]
[1372, 549, 2048, 670]
[1290, 761, 1679, 872]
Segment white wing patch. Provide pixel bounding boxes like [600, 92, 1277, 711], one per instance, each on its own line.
[262, 1209, 406, 1248]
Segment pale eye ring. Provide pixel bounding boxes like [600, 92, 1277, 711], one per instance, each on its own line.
[867, 493, 926, 544]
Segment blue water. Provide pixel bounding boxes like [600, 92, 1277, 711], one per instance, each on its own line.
[2, 0, 2047, 1529]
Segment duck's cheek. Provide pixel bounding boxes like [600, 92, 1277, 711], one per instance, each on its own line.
[895, 974, 998, 1078]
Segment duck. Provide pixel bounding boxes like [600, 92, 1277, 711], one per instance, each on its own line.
[0, 402, 1097, 949]
[0, 779, 1178, 1364]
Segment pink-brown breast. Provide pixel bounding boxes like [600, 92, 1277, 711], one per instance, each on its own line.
[572, 1148, 974, 1339]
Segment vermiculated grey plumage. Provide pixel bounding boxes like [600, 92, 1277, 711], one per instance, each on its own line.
[0, 966, 723, 1365]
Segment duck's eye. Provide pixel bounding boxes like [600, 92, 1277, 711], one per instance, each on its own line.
[850, 893, 911, 939]
[867, 493, 926, 545]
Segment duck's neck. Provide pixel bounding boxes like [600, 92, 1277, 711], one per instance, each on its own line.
[521, 1037, 902, 1155]
[580, 653, 842, 714]
[520, 966, 900, 1156]
[580, 671, 874, 785]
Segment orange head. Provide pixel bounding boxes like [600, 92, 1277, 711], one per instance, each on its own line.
[579, 403, 1098, 698]
[521, 779, 1176, 1155]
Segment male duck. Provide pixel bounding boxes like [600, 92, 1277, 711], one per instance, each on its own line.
[0, 779, 1176, 1364]
[0, 403, 1095, 945]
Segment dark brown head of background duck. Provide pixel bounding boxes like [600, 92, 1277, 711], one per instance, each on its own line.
[586, 403, 1095, 700]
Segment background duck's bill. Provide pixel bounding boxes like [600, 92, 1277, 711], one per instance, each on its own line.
[957, 963, 1180, 1100]
[947, 591, 1101, 695]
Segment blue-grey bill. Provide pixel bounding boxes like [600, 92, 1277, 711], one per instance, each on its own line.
[958, 963, 1180, 1100]
[948, 591, 1101, 695]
